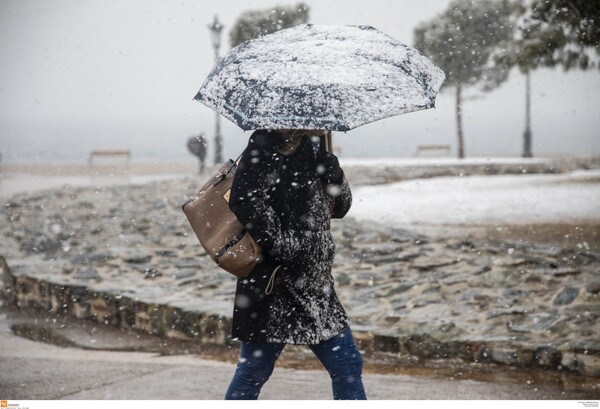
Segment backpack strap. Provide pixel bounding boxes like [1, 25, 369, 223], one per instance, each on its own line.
[226, 152, 244, 175]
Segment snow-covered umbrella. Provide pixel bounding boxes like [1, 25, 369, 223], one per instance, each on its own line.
[194, 24, 445, 132]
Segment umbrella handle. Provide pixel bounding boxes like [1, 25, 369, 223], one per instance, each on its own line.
[321, 131, 333, 154]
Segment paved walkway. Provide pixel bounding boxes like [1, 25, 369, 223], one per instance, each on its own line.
[2, 329, 598, 400]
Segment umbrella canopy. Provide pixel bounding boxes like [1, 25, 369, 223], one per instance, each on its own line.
[194, 24, 445, 132]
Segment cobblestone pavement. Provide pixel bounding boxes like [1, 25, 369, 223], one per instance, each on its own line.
[1, 163, 599, 384]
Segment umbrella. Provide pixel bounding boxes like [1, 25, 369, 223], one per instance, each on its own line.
[194, 24, 445, 132]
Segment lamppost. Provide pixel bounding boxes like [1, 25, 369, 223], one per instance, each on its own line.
[208, 15, 224, 164]
[522, 69, 533, 158]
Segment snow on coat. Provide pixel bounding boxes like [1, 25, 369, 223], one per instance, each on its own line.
[228, 130, 352, 344]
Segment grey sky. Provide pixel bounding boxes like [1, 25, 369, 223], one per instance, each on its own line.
[1, 0, 599, 164]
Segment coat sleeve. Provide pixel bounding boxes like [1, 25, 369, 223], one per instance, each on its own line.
[229, 132, 309, 265]
[328, 173, 352, 219]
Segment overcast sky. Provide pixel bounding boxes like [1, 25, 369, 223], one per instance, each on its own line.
[1, 0, 599, 164]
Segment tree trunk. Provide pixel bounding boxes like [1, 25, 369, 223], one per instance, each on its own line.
[456, 84, 465, 159]
[523, 70, 533, 158]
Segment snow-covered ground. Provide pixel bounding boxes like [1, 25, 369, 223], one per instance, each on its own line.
[2, 161, 599, 229]
[349, 169, 600, 227]
[341, 156, 552, 167]
[0, 173, 184, 198]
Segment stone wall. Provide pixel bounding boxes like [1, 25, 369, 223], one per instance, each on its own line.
[2, 255, 599, 377]
[1, 259, 231, 346]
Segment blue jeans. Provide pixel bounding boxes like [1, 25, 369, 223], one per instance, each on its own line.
[225, 327, 367, 400]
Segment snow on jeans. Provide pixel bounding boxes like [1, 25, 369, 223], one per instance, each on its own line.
[225, 327, 367, 400]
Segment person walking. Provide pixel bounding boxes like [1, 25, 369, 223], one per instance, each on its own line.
[187, 134, 207, 174]
[225, 129, 366, 400]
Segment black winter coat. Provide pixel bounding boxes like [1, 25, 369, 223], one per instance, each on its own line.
[228, 130, 352, 344]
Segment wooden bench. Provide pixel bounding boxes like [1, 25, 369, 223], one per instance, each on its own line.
[415, 144, 451, 156]
[88, 150, 131, 165]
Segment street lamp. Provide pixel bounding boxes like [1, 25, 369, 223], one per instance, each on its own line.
[208, 15, 224, 164]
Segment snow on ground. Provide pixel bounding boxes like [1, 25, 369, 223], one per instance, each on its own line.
[349, 169, 600, 227]
[2, 160, 598, 228]
[0, 173, 184, 198]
